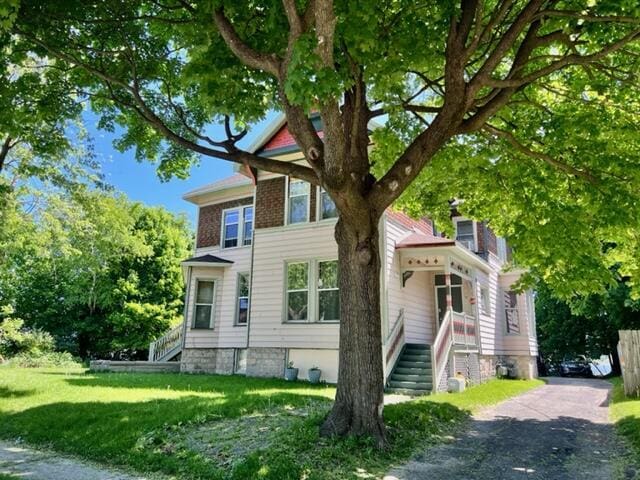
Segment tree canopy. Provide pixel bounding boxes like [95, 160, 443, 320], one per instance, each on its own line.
[0, 188, 192, 358]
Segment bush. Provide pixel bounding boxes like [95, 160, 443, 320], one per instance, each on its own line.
[0, 318, 55, 357]
[6, 351, 81, 368]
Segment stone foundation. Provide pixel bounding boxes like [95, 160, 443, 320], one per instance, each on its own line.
[246, 347, 286, 378]
[180, 348, 236, 374]
[479, 355, 499, 382]
[501, 355, 538, 380]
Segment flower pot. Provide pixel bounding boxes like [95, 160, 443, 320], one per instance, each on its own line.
[308, 368, 322, 384]
[284, 367, 299, 381]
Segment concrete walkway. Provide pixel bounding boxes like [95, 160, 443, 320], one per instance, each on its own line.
[0, 441, 148, 480]
[386, 377, 637, 480]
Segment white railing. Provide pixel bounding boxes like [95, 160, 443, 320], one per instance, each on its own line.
[431, 310, 453, 393]
[148, 323, 183, 362]
[384, 309, 405, 375]
[452, 312, 478, 347]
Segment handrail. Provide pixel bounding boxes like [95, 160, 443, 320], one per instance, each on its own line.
[431, 310, 453, 393]
[384, 309, 405, 372]
[451, 312, 478, 347]
[149, 323, 183, 362]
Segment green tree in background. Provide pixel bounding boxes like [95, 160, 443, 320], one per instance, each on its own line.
[0, 189, 192, 358]
[536, 275, 640, 375]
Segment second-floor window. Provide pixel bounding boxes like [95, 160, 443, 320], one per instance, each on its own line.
[222, 205, 253, 248]
[455, 219, 476, 250]
[288, 179, 310, 224]
[319, 188, 338, 220]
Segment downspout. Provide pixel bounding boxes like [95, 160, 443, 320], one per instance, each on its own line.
[180, 266, 193, 358]
[245, 184, 258, 350]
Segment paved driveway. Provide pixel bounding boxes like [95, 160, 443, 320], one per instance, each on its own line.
[386, 377, 637, 480]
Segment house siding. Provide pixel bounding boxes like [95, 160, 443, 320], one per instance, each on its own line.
[249, 222, 340, 349]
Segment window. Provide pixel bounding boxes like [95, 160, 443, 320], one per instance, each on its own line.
[480, 286, 490, 315]
[455, 219, 476, 250]
[318, 260, 339, 321]
[222, 205, 253, 248]
[497, 237, 508, 262]
[288, 179, 310, 224]
[287, 262, 309, 320]
[193, 280, 215, 329]
[223, 210, 239, 248]
[319, 188, 338, 220]
[435, 274, 463, 315]
[505, 290, 520, 333]
[243, 206, 253, 245]
[236, 273, 250, 325]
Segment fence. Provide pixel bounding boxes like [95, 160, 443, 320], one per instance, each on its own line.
[619, 330, 640, 397]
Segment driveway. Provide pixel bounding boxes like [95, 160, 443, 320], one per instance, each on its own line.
[386, 377, 637, 480]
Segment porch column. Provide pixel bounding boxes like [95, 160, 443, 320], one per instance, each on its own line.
[444, 256, 453, 315]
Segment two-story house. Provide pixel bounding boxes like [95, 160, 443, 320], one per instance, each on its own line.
[148, 115, 539, 394]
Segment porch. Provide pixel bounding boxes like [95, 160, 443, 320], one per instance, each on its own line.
[384, 235, 489, 394]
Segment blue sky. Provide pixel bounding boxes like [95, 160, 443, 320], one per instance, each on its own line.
[88, 111, 278, 226]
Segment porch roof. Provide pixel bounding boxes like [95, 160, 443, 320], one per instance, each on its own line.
[181, 254, 234, 268]
[396, 232, 455, 248]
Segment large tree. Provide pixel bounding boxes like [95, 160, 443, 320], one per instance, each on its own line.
[4, 0, 640, 443]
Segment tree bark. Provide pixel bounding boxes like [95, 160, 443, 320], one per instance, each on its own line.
[320, 209, 386, 446]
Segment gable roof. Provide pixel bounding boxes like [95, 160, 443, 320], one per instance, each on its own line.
[386, 210, 433, 236]
[181, 254, 234, 267]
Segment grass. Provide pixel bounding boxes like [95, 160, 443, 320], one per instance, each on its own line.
[0, 475, 21, 480]
[610, 377, 640, 458]
[0, 367, 543, 479]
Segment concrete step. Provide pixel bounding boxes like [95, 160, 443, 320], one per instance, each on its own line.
[390, 373, 432, 382]
[388, 380, 431, 390]
[394, 366, 431, 375]
[385, 387, 431, 396]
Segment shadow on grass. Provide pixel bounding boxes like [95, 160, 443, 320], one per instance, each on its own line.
[0, 387, 36, 399]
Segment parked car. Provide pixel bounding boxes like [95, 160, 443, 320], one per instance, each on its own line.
[559, 356, 593, 378]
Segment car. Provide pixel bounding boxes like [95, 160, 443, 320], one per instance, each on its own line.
[559, 355, 593, 378]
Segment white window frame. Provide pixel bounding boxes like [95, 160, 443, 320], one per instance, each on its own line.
[480, 285, 490, 315]
[316, 186, 339, 222]
[285, 177, 311, 225]
[221, 205, 253, 249]
[192, 278, 217, 329]
[497, 237, 508, 262]
[317, 259, 340, 322]
[235, 272, 250, 326]
[242, 205, 254, 246]
[285, 261, 310, 322]
[283, 259, 340, 323]
[453, 217, 478, 251]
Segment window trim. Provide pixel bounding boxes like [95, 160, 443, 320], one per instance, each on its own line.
[453, 217, 478, 251]
[316, 186, 339, 222]
[317, 259, 340, 322]
[191, 278, 217, 330]
[284, 261, 311, 323]
[235, 272, 250, 326]
[284, 177, 311, 225]
[221, 204, 254, 250]
[283, 258, 340, 324]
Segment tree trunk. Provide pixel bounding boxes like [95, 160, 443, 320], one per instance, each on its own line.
[320, 211, 386, 446]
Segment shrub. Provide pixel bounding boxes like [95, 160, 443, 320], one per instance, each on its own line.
[7, 351, 81, 368]
[0, 318, 55, 357]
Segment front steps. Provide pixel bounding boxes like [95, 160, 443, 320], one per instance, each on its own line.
[386, 344, 433, 395]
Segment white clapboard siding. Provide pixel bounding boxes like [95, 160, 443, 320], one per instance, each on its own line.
[475, 268, 501, 355]
[183, 245, 252, 349]
[249, 222, 340, 349]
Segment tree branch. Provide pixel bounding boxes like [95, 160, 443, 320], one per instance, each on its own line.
[0, 136, 12, 174]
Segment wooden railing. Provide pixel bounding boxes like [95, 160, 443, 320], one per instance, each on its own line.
[452, 312, 478, 347]
[431, 310, 453, 393]
[148, 323, 183, 362]
[384, 308, 405, 371]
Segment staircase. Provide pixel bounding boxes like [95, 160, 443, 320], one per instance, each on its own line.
[148, 323, 183, 362]
[386, 344, 433, 395]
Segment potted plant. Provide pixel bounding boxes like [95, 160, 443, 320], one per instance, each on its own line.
[308, 366, 322, 384]
[284, 361, 298, 381]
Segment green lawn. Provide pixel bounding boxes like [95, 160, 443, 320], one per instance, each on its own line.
[0, 367, 543, 479]
[611, 377, 640, 458]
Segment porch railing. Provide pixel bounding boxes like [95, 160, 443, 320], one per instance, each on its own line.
[431, 310, 453, 392]
[148, 322, 183, 362]
[452, 312, 478, 347]
[384, 308, 405, 374]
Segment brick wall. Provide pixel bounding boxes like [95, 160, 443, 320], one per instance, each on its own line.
[197, 197, 254, 248]
[255, 177, 285, 229]
[476, 222, 498, 256]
